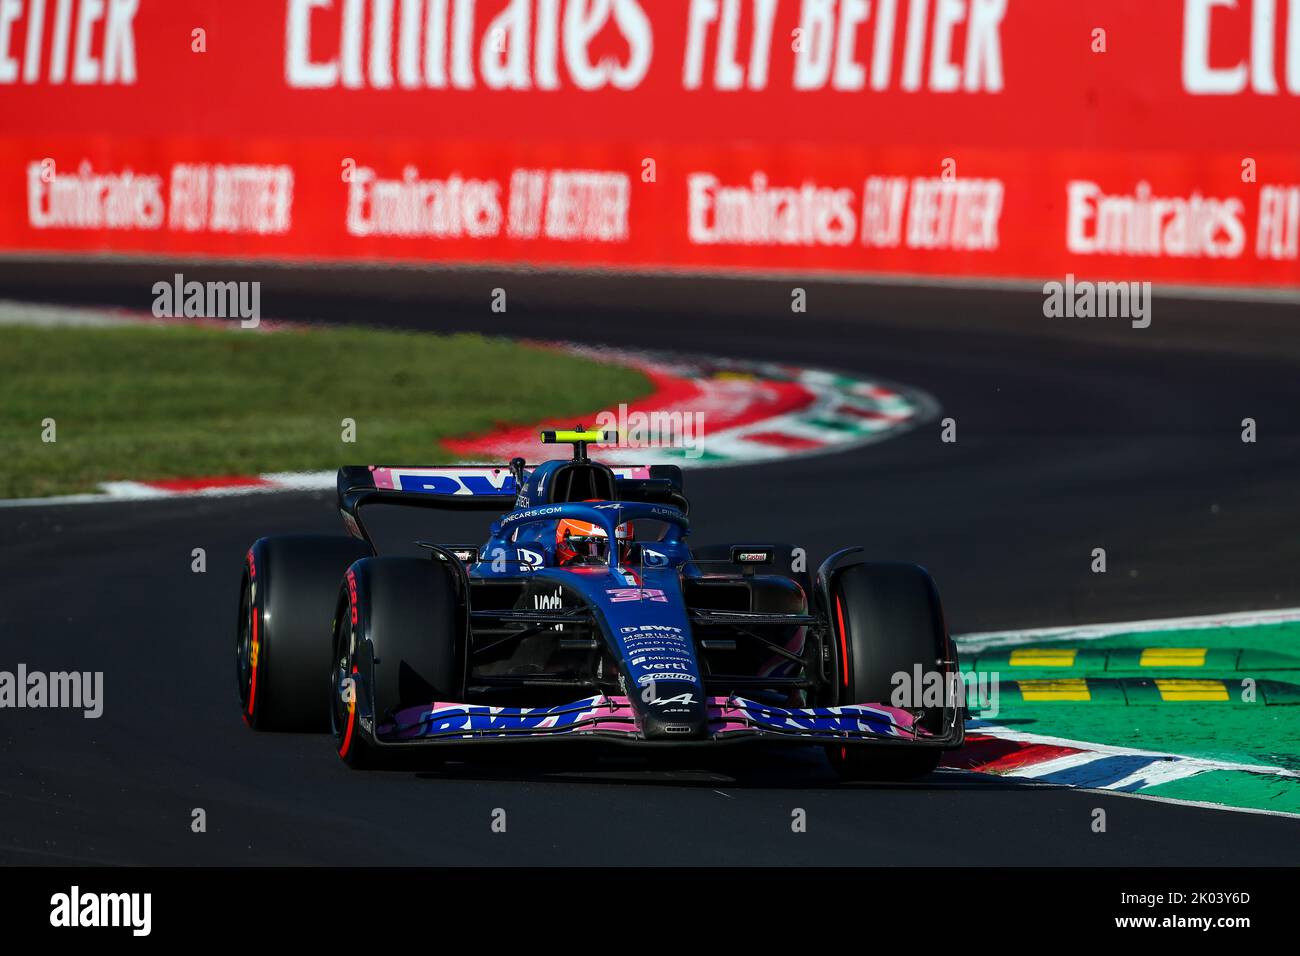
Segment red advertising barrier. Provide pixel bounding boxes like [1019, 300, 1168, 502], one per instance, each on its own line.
[2, 0, 1298, 289]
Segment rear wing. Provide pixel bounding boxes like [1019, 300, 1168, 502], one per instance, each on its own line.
[336, 464, 685, 543]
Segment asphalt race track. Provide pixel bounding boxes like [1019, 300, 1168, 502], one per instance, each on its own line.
[2, 273, 1299, 864]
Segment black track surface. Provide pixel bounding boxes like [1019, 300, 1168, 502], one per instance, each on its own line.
[1, 273, 1297, 863]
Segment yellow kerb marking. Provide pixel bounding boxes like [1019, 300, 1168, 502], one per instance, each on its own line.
[1156, 679, 1229, 701]
[1139, 647, 1207, 667]
[1018, 679, 1091, 701]
[1009, 648, 1078, 667]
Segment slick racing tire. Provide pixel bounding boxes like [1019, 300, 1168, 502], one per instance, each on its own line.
[332, 557, 465, 769]
[824, 561, 951, 782]
[238, 535, 372, 731]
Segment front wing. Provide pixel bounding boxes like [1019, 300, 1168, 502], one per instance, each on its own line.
[376, 695, 949, 746]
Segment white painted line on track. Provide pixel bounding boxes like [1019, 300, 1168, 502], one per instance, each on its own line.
[968, 721, 1300, 778]
[955, 607, 1300, 653]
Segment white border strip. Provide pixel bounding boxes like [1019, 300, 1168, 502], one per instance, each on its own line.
[955, 607, 1300, 653]
[968, 721, 1300, 778]
[961, 722, 1300, 819]
[0, 472, 337, 509]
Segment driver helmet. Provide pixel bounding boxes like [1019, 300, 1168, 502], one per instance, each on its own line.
[556, 516, 631, 566]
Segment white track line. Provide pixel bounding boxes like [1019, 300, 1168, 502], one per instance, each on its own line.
[955, 607, 1300, 653]
[970, 721, 1300, 778]
[961, 723, 1300, 818]
[0, 475, 336, 509]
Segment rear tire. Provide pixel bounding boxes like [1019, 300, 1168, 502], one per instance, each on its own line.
[332, 557, 465, 769]
[237, 535, 371, 731]
[823, 561, 951, 782]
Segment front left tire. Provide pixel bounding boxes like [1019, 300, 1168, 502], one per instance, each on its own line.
[237, 535, 373, 731]
[821, 561, 954, 782]
[331, 556, 466, 768]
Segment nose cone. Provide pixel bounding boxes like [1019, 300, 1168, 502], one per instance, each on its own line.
[638, 683, 708, 740]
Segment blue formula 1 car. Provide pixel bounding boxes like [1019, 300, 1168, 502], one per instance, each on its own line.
[236, 429, 964, 779]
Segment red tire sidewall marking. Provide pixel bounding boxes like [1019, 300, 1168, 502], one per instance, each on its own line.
[247, 606, 260, 718]
[338, 664, 358, 759]
[834, 592, 850, 691]
[244, 550, 261, 722]
[339, 568, 361, 758]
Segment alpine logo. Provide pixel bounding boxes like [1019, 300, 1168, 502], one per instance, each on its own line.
[648, 693, 696, 707]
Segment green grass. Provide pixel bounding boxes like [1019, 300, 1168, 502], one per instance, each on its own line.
[957, 622, 1300, 814]
[0, 324, 653, 498]
[968, 622, 1300, 770]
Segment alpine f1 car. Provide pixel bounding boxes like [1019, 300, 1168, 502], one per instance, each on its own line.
[237, 429, 964, 779]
